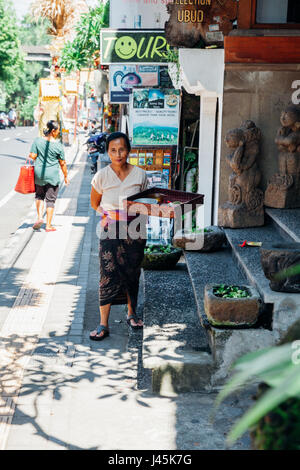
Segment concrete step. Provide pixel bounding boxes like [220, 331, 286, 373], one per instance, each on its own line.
[142, 262, 213, 395]
[266, 208, 300, 243]
[224, 223, 300, 310]
[183, 247, 277, 386]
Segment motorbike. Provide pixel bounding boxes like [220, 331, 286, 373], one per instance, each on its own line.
[85, 132, 107, 174]
[8, 118, 16, 128]
[0, 113, 8, 129]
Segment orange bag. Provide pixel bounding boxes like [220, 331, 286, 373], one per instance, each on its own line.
[15, 160, 35, 194]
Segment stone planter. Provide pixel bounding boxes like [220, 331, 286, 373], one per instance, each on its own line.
[260, 242, 300, 293]
[204, 284, 261, 327]
[172, 226, 226, 252]
[142, 247, 183, 270]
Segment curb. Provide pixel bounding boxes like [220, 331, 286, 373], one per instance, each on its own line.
[0, 138, 81, 281]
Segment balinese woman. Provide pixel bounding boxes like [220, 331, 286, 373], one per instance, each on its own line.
[90, 132, 148, 341]
[29, 120, 69, 232]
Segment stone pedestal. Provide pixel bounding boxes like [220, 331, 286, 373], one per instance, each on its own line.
[219, 202, 264, 228]
[264, 174, 300, 209]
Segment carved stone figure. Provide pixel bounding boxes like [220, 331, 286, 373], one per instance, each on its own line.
[265, 105, 300, 208]
[260, 242, 300, 293]
[219, 121, 264, 228]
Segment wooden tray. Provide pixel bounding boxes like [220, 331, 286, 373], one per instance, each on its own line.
[124, 187, 204, 219]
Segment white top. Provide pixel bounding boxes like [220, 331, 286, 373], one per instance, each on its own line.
[91, 164, 148, 211]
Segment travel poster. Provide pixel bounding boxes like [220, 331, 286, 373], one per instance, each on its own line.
[131, 88, 180, 146]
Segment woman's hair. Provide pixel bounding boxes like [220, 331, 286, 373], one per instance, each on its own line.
[106, 132, 131, 153]
[43, 120, 59, 136]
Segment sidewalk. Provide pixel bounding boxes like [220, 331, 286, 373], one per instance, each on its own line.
[0, 139, 253, 450]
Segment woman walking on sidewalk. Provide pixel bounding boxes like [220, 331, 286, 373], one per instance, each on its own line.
[89, 132, 148, 341]
[29, 120, 70, 232]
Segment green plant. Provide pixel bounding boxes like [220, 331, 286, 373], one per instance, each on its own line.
[145, 244, 176, 254]
[59, 0, 110, 73]
[165, 47, 180, 82]
[213, 284, 250, 299]
[191, 228, 212, 234]
[215, 341, 300, 448]
[0, 0, 24, 83]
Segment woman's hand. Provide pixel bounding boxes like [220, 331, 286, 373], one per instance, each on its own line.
[64, 177, 70, 186]
[91, 186, 102, 212]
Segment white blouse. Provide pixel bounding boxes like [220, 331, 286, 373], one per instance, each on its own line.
[91, 165, 149, 211]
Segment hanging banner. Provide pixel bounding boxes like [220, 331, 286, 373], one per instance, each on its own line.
[100, 30, 171, 65]
[110, 0, 170, 29]
[39, 78, 60, 102]
[63, 78, 77, 95]
[110, 65, 159, 104]
[130, 88, 180, 146]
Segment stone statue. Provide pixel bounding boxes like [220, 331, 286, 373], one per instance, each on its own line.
[265, 104, 300, 208]
[219, 120, 264, 228]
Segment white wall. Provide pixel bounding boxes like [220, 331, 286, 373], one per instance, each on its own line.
[110, 0, 171, 29]
[179, 49, 225, 226]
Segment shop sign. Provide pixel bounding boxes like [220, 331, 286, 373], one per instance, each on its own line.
[109, 65, 159, 104]
[110, 0, 170, 29]
[130, 88, 180, 146]
[100, 30, 171, 65]
[165, 0, 237, 47]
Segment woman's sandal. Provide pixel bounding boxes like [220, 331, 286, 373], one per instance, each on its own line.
[90, 325, 110, 341]
[126, 314, 143, 330]
[33, 220, 44, 230]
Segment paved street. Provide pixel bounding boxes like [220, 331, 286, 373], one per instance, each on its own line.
[0, 138, 253, 451]
[0, 127, 37, 254]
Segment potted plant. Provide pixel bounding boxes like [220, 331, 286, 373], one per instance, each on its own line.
[204, 284, 261, 327]
[214, 319, 300, 450]
[172, 225, 226, 252]
[142, 244, 183, 270]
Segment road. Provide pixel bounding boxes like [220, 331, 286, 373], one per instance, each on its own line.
[0, 126, 37, 254]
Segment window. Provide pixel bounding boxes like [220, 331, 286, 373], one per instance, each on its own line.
[256, 0, 300, 24]
[238, 0, 300, 29]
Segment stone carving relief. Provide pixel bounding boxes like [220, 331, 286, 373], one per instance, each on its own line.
[219, 120, 264, 228]
[265, 105, 300, 209]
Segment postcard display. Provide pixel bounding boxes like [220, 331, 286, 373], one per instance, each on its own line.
[128, 89, 180, 245]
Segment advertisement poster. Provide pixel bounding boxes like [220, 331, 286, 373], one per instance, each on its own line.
[110, 0, 171, 29]
[110, 65, 159, 104]
[131, 88, 180, 146]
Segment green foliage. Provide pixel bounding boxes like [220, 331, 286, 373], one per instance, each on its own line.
[213, 284, 251, 299]
[18, 14, 51, 46]
[59, 0, 110, 73]
[274, 262, 300, 281]
[214, 342, 300, 448]
[145, 244, 175, 254]
[0, 7, 50, 122]
[251, 385, 300, 450]
[0, 0, 24, 83]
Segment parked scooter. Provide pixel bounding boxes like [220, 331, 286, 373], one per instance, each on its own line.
[8, 118, 16, 128]
[85, 132, 107, 174]
[0, 112, 8, 129]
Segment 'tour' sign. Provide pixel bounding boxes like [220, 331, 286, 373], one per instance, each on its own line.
[100, 30, 171, 65]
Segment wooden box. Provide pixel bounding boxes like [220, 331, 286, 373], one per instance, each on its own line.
[124, 187, 204, 219]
